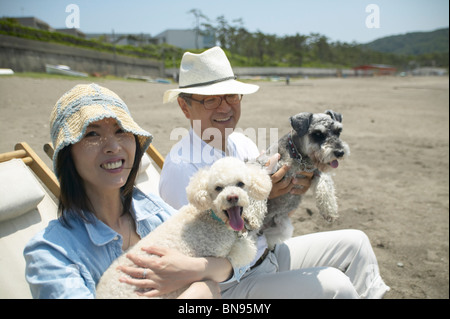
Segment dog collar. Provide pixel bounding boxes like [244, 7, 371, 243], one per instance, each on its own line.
[209, 209, 224, 224]
[287, 131, 316, 172]
[287, 131, 302, 162]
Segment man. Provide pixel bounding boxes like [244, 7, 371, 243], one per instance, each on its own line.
[160, 46, 310, 209]
[159, 47, 389, 298]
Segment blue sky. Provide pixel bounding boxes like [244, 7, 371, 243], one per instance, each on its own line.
[1, 0, 448, 43]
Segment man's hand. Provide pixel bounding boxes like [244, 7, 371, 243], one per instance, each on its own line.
[268, 160, 314, 199]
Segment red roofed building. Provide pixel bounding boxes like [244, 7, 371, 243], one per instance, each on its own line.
[353, 64, 397, 76]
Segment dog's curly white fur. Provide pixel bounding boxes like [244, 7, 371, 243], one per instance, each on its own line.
[96, 157, 272, 299]
[259, 110, 350, 249]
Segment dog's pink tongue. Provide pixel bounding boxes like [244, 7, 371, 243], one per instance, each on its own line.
[330, 160, 339, 168]
[227, 206, 244, 231]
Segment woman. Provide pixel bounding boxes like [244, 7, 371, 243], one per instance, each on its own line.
[24, 83, 231, 298]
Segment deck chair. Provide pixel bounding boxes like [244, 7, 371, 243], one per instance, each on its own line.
[0, 143, 59, 299]
[44, 142, 164, 195]
[2, 142, 60, 198]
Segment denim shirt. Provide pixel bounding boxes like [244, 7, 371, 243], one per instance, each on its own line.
[23, 188, 176, 299]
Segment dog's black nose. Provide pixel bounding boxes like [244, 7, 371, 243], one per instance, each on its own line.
[227, 195, 239, 204]
[334, 150, 345, 158]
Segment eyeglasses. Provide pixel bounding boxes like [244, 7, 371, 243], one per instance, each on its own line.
[183, 94, 243, 110]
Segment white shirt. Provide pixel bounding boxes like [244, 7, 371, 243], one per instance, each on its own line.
[159, 129, 261, 209]
[159, 129, 268, 276]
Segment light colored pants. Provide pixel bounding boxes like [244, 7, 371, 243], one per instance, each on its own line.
[221, 229, 390, 299]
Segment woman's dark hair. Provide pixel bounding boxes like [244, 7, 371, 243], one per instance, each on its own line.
[56, 135, 144, 227]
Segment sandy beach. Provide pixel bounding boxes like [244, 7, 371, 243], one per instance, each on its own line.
[0, 75, 448, 299]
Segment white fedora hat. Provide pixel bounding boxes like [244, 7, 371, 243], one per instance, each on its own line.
[163, 46, 259, 103]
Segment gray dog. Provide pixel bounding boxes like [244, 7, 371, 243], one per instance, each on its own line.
[258, 110, 350, 249]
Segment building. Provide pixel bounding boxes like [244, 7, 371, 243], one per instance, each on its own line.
[9, 17, 53, 31]
[5, 17, 215, 49]
[3, 16, 85, 38]
[411, 67, 448, 76]
[353, 64, 397, 76]
[154, 29, 215, 49]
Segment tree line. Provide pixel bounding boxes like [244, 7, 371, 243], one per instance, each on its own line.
[2, 14, 447, 72]
[188, 9, 448, 70]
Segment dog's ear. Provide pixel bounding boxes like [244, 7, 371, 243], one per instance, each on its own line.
[186, 167, 212, 211]
[290, 113, 312, 136]
[325, 110, 343, 123]
[246, 166, 272, 201]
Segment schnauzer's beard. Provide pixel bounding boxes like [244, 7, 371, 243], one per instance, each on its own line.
[300, 136, 349, 172]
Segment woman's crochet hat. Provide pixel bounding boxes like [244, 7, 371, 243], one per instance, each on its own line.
[50, 83, 152, 175]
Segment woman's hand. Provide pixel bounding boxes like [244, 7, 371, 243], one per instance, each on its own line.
[117, 246, 231, 298]
[118, 246, 203, 297]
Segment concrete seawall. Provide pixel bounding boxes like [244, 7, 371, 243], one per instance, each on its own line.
[0, 34, 163, 77]
[165, 66, 355, 79]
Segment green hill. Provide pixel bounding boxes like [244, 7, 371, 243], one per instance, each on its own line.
[364, 28, 449, 55]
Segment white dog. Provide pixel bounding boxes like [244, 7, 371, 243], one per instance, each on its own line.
[96, 157, 272, 299]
